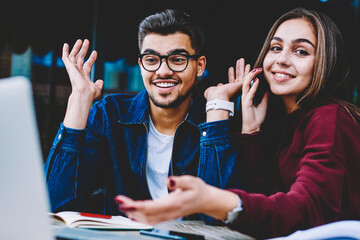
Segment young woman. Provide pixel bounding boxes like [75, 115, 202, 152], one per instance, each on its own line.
[114, 8, 360, 238]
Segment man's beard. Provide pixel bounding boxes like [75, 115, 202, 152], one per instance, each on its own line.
[148, 85, 194, 109]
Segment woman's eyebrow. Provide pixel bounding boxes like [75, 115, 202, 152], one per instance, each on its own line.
[271, 36, 283, 43]
[271, 36, 315, 48]
[292, 38, 315, 48]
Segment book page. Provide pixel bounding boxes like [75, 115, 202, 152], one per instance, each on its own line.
[270, 220, 360, 239]
[50, 211, 153, 230]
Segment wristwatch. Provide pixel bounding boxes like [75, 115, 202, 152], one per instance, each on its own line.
[206, 99, 234, 117]
[224, 196, 243, 224]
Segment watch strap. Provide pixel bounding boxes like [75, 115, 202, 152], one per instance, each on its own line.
[206, 99, 234, 117]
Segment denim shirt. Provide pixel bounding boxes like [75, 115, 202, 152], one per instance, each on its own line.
[44, 89, 240, 216]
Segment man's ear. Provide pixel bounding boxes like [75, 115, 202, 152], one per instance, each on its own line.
[196, 56, 206, 77]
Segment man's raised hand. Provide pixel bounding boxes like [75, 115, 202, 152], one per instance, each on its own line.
[62, 39, 103, 100]
[62, 39, 103, 129]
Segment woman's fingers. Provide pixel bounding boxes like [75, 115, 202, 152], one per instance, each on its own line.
[242, 68, 263, 96]
[114, 176, 210, 225]
[114, 195, 139, 212]
[167, 175, 201, 191]
[258, 91, 269, 110]
[244, 77, 259, 104]
[115, 193, 180, 224]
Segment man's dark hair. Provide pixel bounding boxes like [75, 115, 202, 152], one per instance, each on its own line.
[138, 9, 204, 55]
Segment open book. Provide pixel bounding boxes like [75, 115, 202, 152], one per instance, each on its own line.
[49, 211, 153, 230]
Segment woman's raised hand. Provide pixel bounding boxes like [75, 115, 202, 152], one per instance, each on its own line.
[241, 68, 269, 134]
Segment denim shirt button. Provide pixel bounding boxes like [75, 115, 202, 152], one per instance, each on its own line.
[58, 134, 62, 139]
[202, 131, 207, 137]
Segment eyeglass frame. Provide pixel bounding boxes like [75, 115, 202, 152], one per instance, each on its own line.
[138, 53, 201, 72]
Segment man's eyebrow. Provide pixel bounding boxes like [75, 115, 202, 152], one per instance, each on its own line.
[168, 48, 190, 55]
[141, 48, 191, 55]
[142, 49, 159, 54]
[271, 36, 315, 48]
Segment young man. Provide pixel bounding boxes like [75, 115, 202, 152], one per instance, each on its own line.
[44, 9, 240, 217]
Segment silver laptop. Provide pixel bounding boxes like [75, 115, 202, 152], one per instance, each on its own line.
[0, 77, 148, 240]
[0, 76, 53, 240]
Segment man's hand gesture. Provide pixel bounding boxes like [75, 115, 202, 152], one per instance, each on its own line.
[62, 39, 103, 129]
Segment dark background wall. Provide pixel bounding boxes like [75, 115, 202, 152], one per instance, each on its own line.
[3, 1, 358, 70]
[1, 0, 359, 159]
[3, 0, 359, 76]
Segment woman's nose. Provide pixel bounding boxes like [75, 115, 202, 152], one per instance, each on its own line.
[276, 49, 291, 67]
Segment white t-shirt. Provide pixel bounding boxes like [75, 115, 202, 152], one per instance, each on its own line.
[146, 117, 174, 199]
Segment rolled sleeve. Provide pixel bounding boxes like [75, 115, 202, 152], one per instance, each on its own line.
[44, 123, 87, 211]
[199, 119, 231, 144]
[198, 119, 239, 188]
[197, 119, 241, 224]
[52, 123, 87, 150]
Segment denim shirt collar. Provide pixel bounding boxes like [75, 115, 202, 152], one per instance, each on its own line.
[118, 89, 150, 125]
[118, 89, 206, 127]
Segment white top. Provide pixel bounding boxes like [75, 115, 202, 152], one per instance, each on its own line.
[146, 116, 174, 199]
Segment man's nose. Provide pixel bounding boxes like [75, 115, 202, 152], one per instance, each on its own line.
[156, 59, 173, 76]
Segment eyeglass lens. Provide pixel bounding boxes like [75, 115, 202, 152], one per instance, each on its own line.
[141, 54, 189, 72]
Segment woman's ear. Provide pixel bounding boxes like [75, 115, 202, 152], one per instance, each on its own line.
[196, 56, 207, 77]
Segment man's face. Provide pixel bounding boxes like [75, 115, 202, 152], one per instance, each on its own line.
[139, 32, 205, 109]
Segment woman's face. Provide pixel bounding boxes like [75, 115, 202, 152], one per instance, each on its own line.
[263, 18, 317, 112]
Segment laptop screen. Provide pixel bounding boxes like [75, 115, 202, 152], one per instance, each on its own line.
[0, 76, 53, 240]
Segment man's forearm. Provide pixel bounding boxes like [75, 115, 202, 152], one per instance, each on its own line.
[63, 92, 93, 129]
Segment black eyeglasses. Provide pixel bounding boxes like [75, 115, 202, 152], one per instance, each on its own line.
[138, 53, 200, 72]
